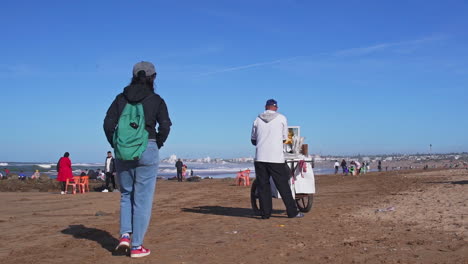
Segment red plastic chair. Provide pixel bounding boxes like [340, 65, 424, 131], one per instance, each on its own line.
[65, 178, 77, 194]
[80, 176, 90, 193]
[243, 169, 251, 186]
[75, 176, 86, 193]
[235, 169, 251, 186]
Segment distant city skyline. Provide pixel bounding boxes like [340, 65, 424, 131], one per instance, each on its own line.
[1, 1, 467, 163]
[1, 150, 466, 164]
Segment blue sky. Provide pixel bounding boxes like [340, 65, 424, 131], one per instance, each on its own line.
[1, 0, 467, 162]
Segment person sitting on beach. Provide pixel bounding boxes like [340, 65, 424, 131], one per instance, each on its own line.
[18, 171, 26, 180]
[87, 169, 97, 180]
[31, 170, 40, 179]
[350, 161, 360, 176]
[97, 169, 105, 181]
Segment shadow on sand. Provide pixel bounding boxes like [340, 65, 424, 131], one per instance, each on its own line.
[61, 225, 122, 255]
[424, 180, 468, 185]
[181, 206, 286, 218]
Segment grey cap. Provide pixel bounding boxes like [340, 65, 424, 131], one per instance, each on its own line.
[133, 61, 156, 77]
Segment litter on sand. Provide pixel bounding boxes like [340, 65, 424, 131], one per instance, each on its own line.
[375, 206, 395, 213]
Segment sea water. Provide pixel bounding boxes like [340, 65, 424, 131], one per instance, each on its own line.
[0, 161, 338, 179]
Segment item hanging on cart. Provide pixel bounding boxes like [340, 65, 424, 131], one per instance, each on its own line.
[293, 160, 315, 194]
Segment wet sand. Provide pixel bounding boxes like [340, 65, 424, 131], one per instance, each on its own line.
[0, 169, 467, 263]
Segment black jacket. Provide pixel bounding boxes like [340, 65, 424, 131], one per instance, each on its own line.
[104, 157, 116, 173]
[104, 84, 172, 149]
[175, 160, 183, 171]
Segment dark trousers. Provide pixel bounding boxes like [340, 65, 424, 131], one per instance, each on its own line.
[254, 161, 298, 218]
[176, 170, 183, 182]
[105, 172, 116, 189]
[61, 181, 66, 192]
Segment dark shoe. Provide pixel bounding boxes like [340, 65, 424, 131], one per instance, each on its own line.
[261, 215, 270, 219]
[289, 212, 305, 218]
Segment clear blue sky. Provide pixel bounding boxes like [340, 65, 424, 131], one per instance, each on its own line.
[1, 0, 467, 162]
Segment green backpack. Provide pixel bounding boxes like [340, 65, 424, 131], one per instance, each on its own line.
[113, 101, 148, 161]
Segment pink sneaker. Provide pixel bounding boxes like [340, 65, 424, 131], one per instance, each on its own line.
[115, 235, 130, 251]
[131, 246, 151, 258]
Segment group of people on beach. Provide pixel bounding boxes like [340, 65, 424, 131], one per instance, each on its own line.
[335, 159, 373, 175]
[55, 150, 119, 194]
[0, 168, 40, 180]
[0, 168, 10, 179]
[175, 158, 193, 182]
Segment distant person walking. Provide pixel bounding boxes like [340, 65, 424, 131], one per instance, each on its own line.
[103, 151, 116, 192]
[251, 99, 303, 219]
[378, 160, 382, 172]
[341, 159, 347, 175]
[334, 160, 340, 174]
[18, 171, 26, 180]
[57, 152, 73, 194]
[175, 159, 183, 182]
[104, 61, 172, 258]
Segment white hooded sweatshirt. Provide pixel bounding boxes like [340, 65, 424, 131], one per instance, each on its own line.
[251, 110, 288, 163]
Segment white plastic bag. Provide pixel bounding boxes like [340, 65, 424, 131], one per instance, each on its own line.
[293, 161, 316, 194]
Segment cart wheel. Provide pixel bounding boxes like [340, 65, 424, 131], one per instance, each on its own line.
[250, 180, 262, 215]
[296, 194, 313, 212]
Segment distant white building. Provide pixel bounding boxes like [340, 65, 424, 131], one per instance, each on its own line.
[313, 155, 325, 161]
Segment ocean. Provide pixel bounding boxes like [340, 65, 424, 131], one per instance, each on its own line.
[0, 161, 338, 179]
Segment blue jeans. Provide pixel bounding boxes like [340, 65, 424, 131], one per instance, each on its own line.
[116, 140, 159, 247]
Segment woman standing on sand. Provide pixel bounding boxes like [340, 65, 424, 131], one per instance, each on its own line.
[57, 152, 73, 194]
[104, 61, 172, 258]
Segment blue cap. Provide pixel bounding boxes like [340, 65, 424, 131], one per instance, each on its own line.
[266, 99, 278, 107]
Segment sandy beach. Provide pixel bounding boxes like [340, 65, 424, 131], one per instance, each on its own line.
[0, 168, 467, 264]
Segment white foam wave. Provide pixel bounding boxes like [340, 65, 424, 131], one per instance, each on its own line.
[73, 163, 105, 167]
[37, 164, 52, 169]
[159, 167, 253, 175]
[0, 162, 8, 166]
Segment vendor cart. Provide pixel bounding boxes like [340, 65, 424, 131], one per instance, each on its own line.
[251, 155, 316, 214]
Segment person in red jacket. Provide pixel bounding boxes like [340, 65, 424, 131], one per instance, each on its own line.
[57, 152, 73, 194]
